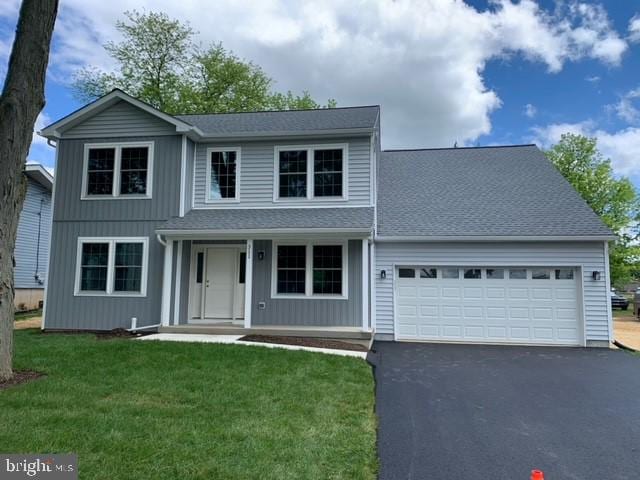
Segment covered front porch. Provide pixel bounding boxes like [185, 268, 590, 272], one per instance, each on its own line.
[155, 207, 375, 339]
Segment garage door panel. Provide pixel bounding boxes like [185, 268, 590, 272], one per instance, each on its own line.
[395, 266, 581, 345]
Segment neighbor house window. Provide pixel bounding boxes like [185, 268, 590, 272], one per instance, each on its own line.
[207, 148, 240, 201]
[83, 142, 153, 199]
[273, 242, 347, 298]
[75, 237, 148, 296]
[275, 144, 347, 200]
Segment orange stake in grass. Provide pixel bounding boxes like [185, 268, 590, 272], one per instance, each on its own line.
[531, 470, 544, 480]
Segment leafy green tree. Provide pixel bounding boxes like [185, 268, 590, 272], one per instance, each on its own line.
[73, 11, 334, 113]
[545, 133, 640, 288]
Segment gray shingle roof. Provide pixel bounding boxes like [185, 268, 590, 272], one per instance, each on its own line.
[377, 145, 613, 238]
[175, 106, 379, 136]
[157, 207, 375, 233]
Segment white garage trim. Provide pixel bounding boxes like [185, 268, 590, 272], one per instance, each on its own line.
[391, 264, 585, 346]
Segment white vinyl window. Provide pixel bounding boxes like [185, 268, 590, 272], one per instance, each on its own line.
[271, 241, 348, 299]
[274, 144, 348, 201]
[82, 142, 154, 199]
[74, 237, 149, 296]
[205, 147, 240, 202]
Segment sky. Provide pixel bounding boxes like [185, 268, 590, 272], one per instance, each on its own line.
[1, 0, 639, 188]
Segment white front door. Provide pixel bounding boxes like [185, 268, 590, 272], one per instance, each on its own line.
[204, 248, 236, 319]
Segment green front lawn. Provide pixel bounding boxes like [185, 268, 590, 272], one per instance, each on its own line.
[0, 330, 377, 479]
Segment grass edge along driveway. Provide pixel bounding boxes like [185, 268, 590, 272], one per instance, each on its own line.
[0, 330, 377, 480]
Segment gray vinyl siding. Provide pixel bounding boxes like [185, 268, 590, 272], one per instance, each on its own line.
[14, 179, 52, 289]
[44, 221, 165, 330]
[251, 240, 362, 327]
[374, 242, 610, 343]
[63, 100, 177, 138]
[171, 240, 191, 326]
[193, 136, 372, 208]
[54, 136, 182, 222]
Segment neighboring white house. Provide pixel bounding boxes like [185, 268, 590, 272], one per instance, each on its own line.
[14, 164, 53, 311]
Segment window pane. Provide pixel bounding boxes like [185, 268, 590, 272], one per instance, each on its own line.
[464, 268, 481, 279]
[398, 268, 415, 278]
[196, 252, 204, 283]
[121, 147, 148, 170]
[509, 269, 527, 280]
[486, 268, 504, 279]
[239, 252, 246, 284]
[312, 245, 342, 295]
[87, 148, 115, 195]
[314, 149, 343, 197]
[279, 150, 307, 198]
[532, 269, 550, 280]
[555, 268, 574, 280]
[210, 151, 237, 199]
[120, 146, 148, 195]
[114, 243, 143, 292]
[442, 268, 459, 279]
[420, 268, 437, 279]
[276, 245, 306, 294]
[80, 243, 109, 291]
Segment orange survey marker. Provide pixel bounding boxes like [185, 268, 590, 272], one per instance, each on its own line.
[531, 470, 544, 480]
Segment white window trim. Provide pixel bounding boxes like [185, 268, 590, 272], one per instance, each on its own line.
[205, 147, 241, 203]
[74, 236, 149, 297]
[81, 141, 154, 200]
[270, 240, 348, 300]
[273, 143, 349, 202]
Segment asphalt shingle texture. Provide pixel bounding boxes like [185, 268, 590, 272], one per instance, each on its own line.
[176, 106, 379, 135]
[377, 145, 613, 237]
[158, 207, 375, 232]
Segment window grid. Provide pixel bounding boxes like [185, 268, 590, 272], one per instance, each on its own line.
[119, 147, 149, 195]
[313, 149, 343, 197]
[278, 150, 308, 198]
[114, 243, 143, 292]
[276, 245, 307, 294]
[80, 243, 109, 291]
[209, 151, 237, 200]
[312, 245, 343, 294]
[86, 148, 115, 195]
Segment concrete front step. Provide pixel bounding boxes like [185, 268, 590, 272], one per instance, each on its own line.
[158, 325, 373, 348]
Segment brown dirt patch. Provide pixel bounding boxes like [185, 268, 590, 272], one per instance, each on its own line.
[614, 317, 640, 351]
[95, 328, 144, 340]
[14, 317, 41, 330]
[239, 335, 368, 352]
[0, 370, 45, 391]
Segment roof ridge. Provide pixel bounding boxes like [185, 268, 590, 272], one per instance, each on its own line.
[383, 144, 536, 152]
[175, 105, 381, 116]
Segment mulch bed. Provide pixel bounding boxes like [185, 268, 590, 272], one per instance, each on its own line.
[95, 328, 148, 340]
[239, 335, 368, 352]
[0, 370, 45, 391]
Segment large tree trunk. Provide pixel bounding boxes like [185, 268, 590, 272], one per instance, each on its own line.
[0, 0, 58, 381]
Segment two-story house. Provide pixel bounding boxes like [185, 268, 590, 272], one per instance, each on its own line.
[39, 89, 615, 347]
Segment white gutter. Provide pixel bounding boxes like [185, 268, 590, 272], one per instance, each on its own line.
[374, 234, 617, 242]
[156, 227, 374, 237]
[156, 233, 167, 246]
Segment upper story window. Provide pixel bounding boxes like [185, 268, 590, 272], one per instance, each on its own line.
[274, 144, 347, 201]
[82, 142, 153, 200]
[206, 147, 240, 202]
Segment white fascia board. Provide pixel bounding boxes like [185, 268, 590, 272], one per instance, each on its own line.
[155, 228, 374, 240]
[374, 234, 618, 242]
[197, 128, 374, 141]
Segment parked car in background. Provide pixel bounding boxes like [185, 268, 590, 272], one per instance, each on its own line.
[611, 291, 629, 310]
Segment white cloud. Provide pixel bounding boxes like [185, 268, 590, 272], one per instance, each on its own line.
[610, 87, 640, 124]
[629, 14, 640, 43]
[585, 75, 600, 83]
[530, 121, 640, 177]
[2, 0, 631, 149]
[524, 103, 537, 118]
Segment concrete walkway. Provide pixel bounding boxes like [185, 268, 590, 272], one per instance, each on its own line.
[137, 333, 368, 359]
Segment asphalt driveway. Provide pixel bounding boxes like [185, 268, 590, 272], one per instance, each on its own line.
[370, 342, 640, 480]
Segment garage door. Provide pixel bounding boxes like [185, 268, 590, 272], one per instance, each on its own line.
[395, 266, 581, 345]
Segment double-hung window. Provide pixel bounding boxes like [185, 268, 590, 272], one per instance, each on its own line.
[275, 144, 347, 200]
[206, 147, 240, 202]
[272, 242, 347, 298]
[83, 142, 153, 199]
[75, 237, 148, 296]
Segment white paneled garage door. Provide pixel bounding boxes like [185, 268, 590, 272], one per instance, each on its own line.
[395, 266, 582, 345]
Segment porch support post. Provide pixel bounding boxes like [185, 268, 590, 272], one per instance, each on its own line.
[161, 239, 174, 327]
[244, 239, 253, 329]
[370, 241, 376, 332]
[361, 238, 369, 331]
[172, 240, 183, 326]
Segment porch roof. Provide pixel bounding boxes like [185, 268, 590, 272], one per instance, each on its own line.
[156, 207, 375, 236]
